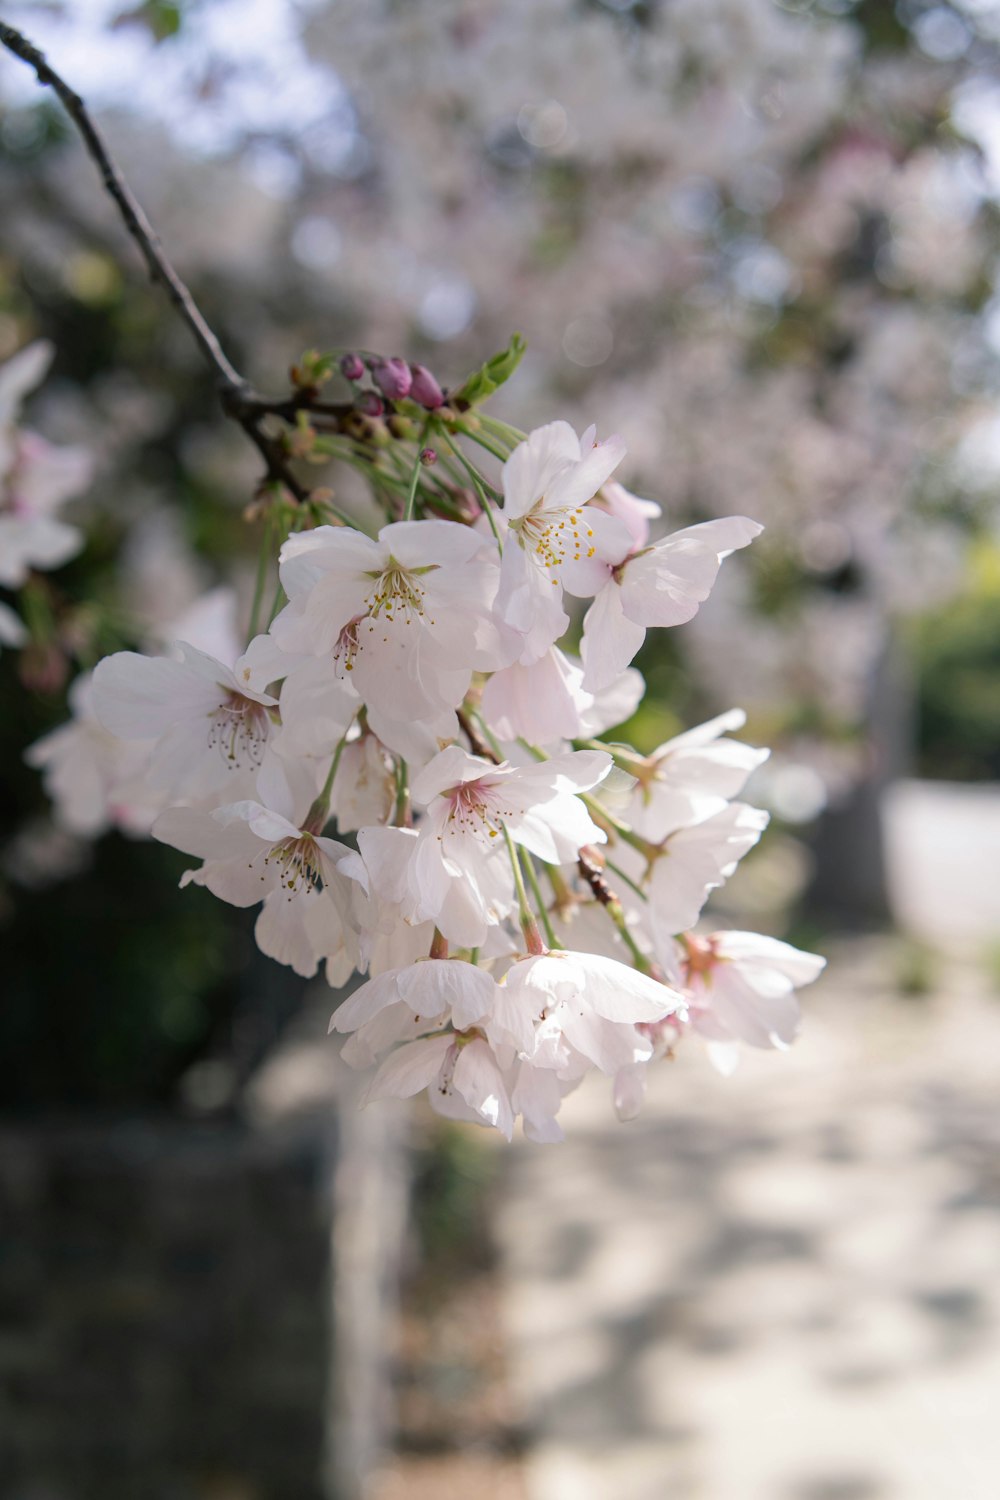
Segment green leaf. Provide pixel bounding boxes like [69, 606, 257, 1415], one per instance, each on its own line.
[453, 333, 526, 406]
[110, 1, 183, 42]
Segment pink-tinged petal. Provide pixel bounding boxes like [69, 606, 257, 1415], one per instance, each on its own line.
[511, 1065, 565, 1143]
[653, 708, 748, 754]
[561, 507, 632, 591]
[495, 528, 571, 656]
[278, 526, 382, 597]
[574, 953, 681, 1023]
[17, 439, 94, 513]
[341, 1001, 428, 1069]
[275, 658, 359, 759]
[396, 959, 497, 1030]
[705, 1040, 742, 1076]
[254, 889, 320, 978]
[485, 980, 540, 1055]
[506, 952, 587, 1012]
[92, 650, 222, 740]
[234, 633, 300, 695]
[0, 515, 82, 578]
[501, 421, 582, 520]
[600, 481, 661, 551]
[481, 647, 586, 744]
[356, 826, 420, 906]
[330, 969, 406, 1032]
[518, 748, 612, 798]
[713, 931, 826, 988]
[379, 518, 487, 568]
[188, 851, 274, 908]
[621, 517, 762, 629]
[545, 434, 627, 514]
[0, 600, 26, 648]
[650, 803, 769, 935]
[453, 1040, 514, 1140]
[364, 703, 459, 767]
[254, 756, 306, 826]
[287, 570, 374, 655]
[153, 805, 259, 862]
[578, 666, 645, 736]
[365, 1034, 455, 1103]
[559, 1007, 651, 1074]
[709, 969, 802, 1050]
[509, 801, 600, 864]
[613, 1063, 648, 1122]
[0, 340, 52, 417]
[580, 583, 646, 692]
[411, 745, 501, 805]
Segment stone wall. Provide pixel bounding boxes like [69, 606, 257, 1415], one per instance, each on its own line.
[0, 998, 409, 1500]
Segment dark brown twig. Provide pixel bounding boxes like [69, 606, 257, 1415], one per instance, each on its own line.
[0, 20, 245, 394]
[0, 18, 336, 503]
[457, 708, 500, 763]
[577, 845, 615, 907]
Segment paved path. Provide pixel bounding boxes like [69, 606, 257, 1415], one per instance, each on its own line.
[498, 941, 1000, 1500]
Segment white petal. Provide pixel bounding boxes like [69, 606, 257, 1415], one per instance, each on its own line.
[581, 583, 646, 692]
[501, 421, 581, 521]
[396, 959, 497, 1030]
[365, 1034, 454, 1103]
[453, 1040, 515, 1140]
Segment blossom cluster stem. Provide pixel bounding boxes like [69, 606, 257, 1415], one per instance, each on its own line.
[522, 853, 562, 950]
[502, 826, 544, 955]
[247, 510, 275, 643]
[478, 412, 528, 450]
[402, 428, 430, 521]
[394, 758, 411, 827]
[435, 430, 503, 548]
[456, 421, 509, 464]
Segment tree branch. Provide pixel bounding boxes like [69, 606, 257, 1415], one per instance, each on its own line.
[0, 17, 343, 504]
[0, 19, 247, 394]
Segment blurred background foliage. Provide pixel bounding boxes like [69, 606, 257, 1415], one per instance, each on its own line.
[2, 0, 1000, 1106]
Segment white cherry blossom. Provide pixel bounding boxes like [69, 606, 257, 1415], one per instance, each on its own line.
[0, 600, 27, 653]
[581, 517, 763, 691]
[630, 709, 770, 841]
[404, 746, 611, 946]
[92, 637, 282, 799]
[270, 519, 512, 742]
[671, 930, 826, 1066]
[0, 341, 93, 588]
[480, 646, 645, 746]
[153, 766, 359, 981]
[647, 801, 771, 938]
[25, 672, 160, 837]
[496, 421, 630, 662]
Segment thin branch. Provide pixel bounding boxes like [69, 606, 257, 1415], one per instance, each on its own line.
[457, 708, 500, 763]
[0, 18, 338, 505]
[0, 20, 245, 395]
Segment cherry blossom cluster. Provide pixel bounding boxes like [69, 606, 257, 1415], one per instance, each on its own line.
[16, 336, 824, 1139]
[0, 341, 93, 659]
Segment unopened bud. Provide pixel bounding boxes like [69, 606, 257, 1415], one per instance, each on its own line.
[20, 641, 68, 696]
[371, 356, 412, 401]
[409, 363, 445, 410]
[339, 352, 365, 382]
[420, 447, 438, 466]
[357, 390, 385, 418]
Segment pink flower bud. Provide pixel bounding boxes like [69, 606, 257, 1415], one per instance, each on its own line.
[339, 352, 365, 382]
[371, 357, 412, 401]
[357, 390, 385, 417]
[420, 447, 438, 466]
[409, 364, 445, 409]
